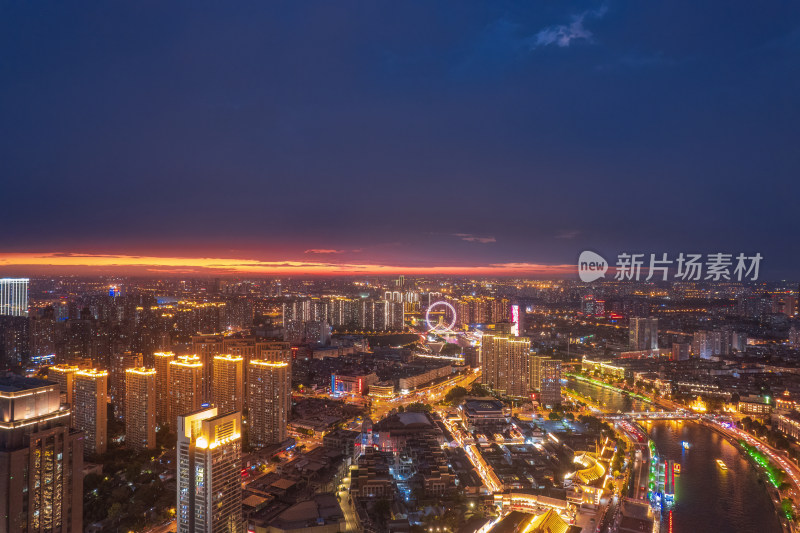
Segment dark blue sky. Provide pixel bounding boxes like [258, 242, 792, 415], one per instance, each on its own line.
[2, 1, 800, 277]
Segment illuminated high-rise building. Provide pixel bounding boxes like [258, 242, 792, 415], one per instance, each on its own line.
[247, 360, 289, 447]
[168, 356, 204, 425]
[177, 408, 242, 533]
[74, 369, 108, 456]
[530, 356, 562, 406]
[212, 354, 243, 415]
[0, 278, 29, 317]
[629, 317, 658, 351]
[192, 335, 224, 401]
[47, 363, 80, 406]
[125, 368, 157, 450]
[0, 376, 83, 532]
[110, 351, 143, 419]
[154, 351, 176, 426]
[479, 327, 531, 397]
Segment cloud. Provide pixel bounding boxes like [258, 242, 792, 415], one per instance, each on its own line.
[555, 230, 581, 239]
[529, 6, 607, 49]
[304, 249, 345, 254]
[453, 233, 496, 244]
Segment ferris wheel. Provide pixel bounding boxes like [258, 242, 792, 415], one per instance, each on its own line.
[426, 301, 457, 334]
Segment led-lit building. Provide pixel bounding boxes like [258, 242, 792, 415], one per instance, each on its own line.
[47, 363, 80, 407]
[154, 352, 176, 426]
[177, 408, 242, 533]
[74, 369, 108, 456]
[0, 376, 83, 532]
[0, 278, 29, 317]
[212, 354, 243, 415]
[247, 360, 289, 447]
[125, 367, 157, 450]
[169, 356, 204, 426]
[530, 356, 562, 406]
[480, 328, 531, 397]
[192, 335, 224, 402]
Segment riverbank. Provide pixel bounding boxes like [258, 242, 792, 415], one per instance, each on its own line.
[565, 373, 654, 405]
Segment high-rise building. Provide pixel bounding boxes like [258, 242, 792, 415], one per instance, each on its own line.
[110, 351, 143, 419]
[479, 328, 531, 397]
[168, 356, 204, 426]
[0, 375, 83, 532]
[0, 278, 29, 317]
[154, 351, 176, 427]
[125, 367, 157, 450]
[530, 356, 562, 406]
[177, 408, 242, 533]
[47, 363, 80, 406]
[212, 354, 243, 415]
[629, 318, 659, 351]
[247, 360, 289, 447]
[74, 369, 108, 456]
[192, 335, 224, 401]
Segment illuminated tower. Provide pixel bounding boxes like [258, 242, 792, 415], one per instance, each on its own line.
[247, 360, 289, 447]
[255, 342, 293, 420]
[125, 368, 157, 450]
[0, 376, 83, 532]
[47, 363, 80, 406]
[212, 354, 243, 415]
[168, 356, 204, 426]
[530, 356, 562, 406]
[192, 335, 224, 401]
[629, 317, 658, 351]
[154, 351, 176, 426]
[177, 408, 242, 533]
[74, 369, 108, 455]
[0, 278, 29, 317]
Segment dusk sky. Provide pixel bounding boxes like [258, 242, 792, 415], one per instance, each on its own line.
[2, 1, 799, 277]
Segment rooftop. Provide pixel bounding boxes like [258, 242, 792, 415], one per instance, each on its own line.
[0, 375, 54, 393]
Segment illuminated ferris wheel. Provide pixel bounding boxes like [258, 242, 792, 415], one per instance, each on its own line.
[425, 301, 457, 334]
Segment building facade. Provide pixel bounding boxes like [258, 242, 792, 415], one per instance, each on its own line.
[125, 367, 157, 450]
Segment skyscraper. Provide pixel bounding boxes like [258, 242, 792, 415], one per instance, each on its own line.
[110, 351, 143, 419]
[212, 354, 243, 415]
[168, 356, 204, 426]
[192, 335, 224, 401]
[125, 367, 157, 450]
[0, 278, 29, 317]
[530, 356, 562, 406]
[74, 369, 108, 455]
[177, 408, 242, 533]
[154, 351, 176, 426]
[247, 360, 289, 447]
[0, 376, 83, 532]
[479, 328, 531, 397]
[629, 317, 659, 351]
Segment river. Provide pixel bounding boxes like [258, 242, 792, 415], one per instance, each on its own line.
[566, 377, 782, 533]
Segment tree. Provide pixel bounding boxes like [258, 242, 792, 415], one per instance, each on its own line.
[444, 386, 468, 405]
[548, 412, 562, 421]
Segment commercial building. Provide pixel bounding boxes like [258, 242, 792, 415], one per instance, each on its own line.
[125, 367, 157, 450]
[629, 318, 658, 351]
[0, 376, 83, 532]
[73, 369, 108, 455]
[247, 360, 290, 447]
[0, 278, 29, 317]
[177, 408, 242, 533]
[530, 356, 562, 406]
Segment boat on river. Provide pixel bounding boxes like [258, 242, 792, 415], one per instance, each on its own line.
[716, 459, 728, 470]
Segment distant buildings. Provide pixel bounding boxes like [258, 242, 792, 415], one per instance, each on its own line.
[0, 376, 83, 532]
[0, 278, 28, 317]
[177, 408, 242, 533]
[125, 367, 157, 450]
[247, 360, 290, 447]
[73, 369, 108, 455]
[629, 318, 658, 351]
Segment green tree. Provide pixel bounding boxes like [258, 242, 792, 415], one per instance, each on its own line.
[444, 386, 468, 405]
